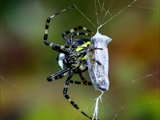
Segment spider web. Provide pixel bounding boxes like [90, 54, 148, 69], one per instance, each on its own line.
[1, 0, 159, 120]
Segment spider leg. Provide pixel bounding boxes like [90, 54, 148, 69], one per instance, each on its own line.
[62, 26, 94, 37]
[63, 72, 95, 120]
[69, 72, 91, 86]
[78, 69, 92, 85]
[47, 64, 79, 82]
[62, 26, 94, 44]
[69, 79, 92, 86]
[47, 67, 71, 81]
[69, 80, 83, 85]
[43, 5, 75, 54]
[69, 32, 92, 45]
[71, 31, 93, 38]
[44, 41, 81, 55]
[46, 43, 70, 55]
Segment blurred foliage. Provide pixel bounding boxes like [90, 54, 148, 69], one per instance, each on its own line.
[1, 0, 159, 120]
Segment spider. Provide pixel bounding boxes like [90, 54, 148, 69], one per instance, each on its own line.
[43, 5, 98, 120]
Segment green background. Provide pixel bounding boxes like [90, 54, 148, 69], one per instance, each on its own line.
[1, 0, 159, 120]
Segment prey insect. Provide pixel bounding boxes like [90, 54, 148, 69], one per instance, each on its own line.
[43, 5, 100, 120]
[87, 32, 112, 92]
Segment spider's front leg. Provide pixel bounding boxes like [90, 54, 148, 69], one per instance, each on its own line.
[43, 6, 75, 55]
[44, 39, 70, 55]
[62, 26, 94, 45]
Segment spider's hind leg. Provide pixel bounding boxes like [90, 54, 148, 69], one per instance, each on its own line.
[63, 72, 94, 120]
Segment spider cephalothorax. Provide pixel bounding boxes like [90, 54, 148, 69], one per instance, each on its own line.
[57, 38, 90, 73]
[63, 53, 78, 65]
